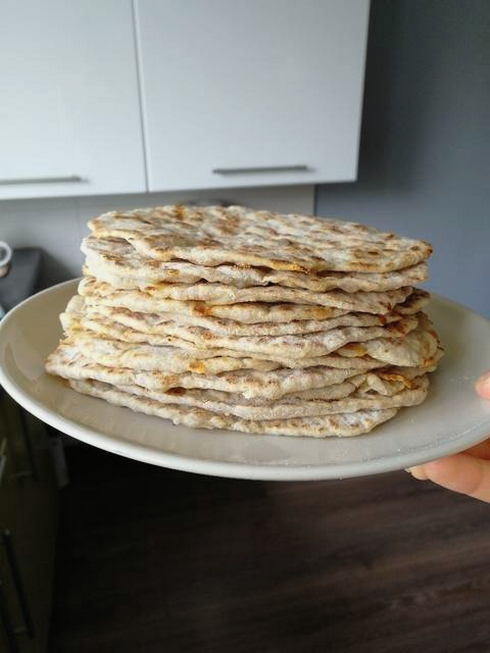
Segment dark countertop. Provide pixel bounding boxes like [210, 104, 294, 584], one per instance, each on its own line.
[0, 247, 42, 312]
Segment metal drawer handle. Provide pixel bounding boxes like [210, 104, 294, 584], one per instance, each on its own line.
[212, 165, 310, 175]
[2, 531, 34, 638]
[0, 175, 84, 186]
[0, 580, 19, 653]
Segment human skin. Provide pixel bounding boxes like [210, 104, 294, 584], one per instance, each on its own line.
[406, 372, 490, 503]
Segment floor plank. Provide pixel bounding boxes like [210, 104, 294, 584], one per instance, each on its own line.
[50, 444, 490, 652]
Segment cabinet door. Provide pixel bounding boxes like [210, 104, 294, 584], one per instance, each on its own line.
[0, 395, 58, 653]
[135, 0, 369, 191]
[0, 0, 146, 199]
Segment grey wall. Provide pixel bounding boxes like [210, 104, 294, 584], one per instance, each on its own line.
[316, 0, 490, 316]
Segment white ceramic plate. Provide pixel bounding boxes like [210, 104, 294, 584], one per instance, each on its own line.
[0, 279, 489, 481]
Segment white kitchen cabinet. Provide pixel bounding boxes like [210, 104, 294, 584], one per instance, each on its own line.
[1, 1, 369, 200]
[135, 0, 369, 192]
[0, 1, 145, 200]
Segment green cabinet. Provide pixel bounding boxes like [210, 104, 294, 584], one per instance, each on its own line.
[0, 394, 58, 652]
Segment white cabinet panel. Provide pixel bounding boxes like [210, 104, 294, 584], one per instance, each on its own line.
[136, 0, 369, 191]
[0, 1, 146, 199]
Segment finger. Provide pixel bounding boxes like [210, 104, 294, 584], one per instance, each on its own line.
[407, 453, 490, 503]
[465, 439, 490, 460]
[475, 372, 490, 399]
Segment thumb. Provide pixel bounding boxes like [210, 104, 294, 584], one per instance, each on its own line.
[407, 454, 490, 503]
[475, 372, 490, 399]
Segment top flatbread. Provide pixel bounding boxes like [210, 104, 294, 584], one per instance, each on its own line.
[88, 205, 432, 273]
[82, 236, 429, 292]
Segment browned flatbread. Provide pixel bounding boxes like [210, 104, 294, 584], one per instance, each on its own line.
[81, 289, 430, 337]
[88, 205, 432, 273]
[44, 204, 441, 439]
[79, 275, 413, 313]
[82, 235, 429, 292]
[69, 378, 400, 438]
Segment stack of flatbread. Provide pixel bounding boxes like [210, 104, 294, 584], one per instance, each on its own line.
[46, 205, 442, 438]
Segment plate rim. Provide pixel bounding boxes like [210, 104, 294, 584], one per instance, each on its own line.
[0, 279, 489, 481]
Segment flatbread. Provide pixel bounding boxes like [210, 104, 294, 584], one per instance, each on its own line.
[63, 314, 437, 377]
[59, 334, 278, 375]
[80, 277, 428, 324]
[46, 343, 371, 400]
[88, 205, 432, 273]
[80, 274, 413, 313]
[63, 331, 387, 374]
[79, 277, 348, 323]
[82, 235, 429, 292]
[63, 296, 421, 359]
[46, 204, 440, 439]
[361, 314, 440, 366]
[82, 290, 429, 337]
[47, 343, 440, 401]
[47, 337, 431, 421]
[69, 378, 400, 437]
[107, 374, 429, 420]
[73, 309, 420, 359]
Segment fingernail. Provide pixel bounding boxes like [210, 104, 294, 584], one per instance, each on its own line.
[405, 466, 429, 480]
[475, 372, 490, 398]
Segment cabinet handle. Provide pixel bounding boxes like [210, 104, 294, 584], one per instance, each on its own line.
[0, 175, 84, 186]
[212, 165, 310, 175]
[0, 437, 7, 485]
[2, 531, 34, 638]
[0, 580, 19, 653]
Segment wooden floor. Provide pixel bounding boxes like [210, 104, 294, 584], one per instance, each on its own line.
[50, 444, 490, 653]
